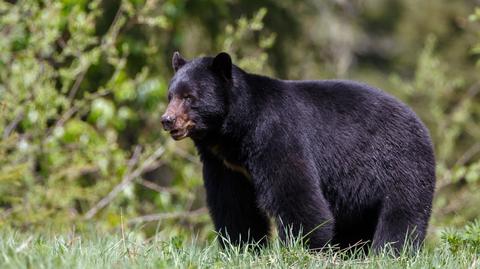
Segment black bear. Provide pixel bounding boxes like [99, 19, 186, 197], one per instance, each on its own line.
[161, 52, 436, 253]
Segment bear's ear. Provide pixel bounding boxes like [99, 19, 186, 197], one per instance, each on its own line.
[211, 52, 232, 80]
[172, 51, 186, 72]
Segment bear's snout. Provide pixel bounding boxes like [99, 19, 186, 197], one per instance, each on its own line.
[161, 97, 195, 140]
[161, 114, 175, 131]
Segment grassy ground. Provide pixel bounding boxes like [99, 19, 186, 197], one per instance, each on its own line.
[0, 226, 479, 269]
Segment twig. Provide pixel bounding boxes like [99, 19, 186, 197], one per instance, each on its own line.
[67, 70, 87, 101]
[52, 107, 78, 131]
[69, 0, 123, 101]
[44, 90, 108, 138]
[45, 3, 126, 138]
[2, 63, 45, 139]
[436, 142, 480, 191]
[455, 143, 480, 167]
[84, 145, 167, 219]
[100, 2, 124, 49]
[127, 145, 143, 168]
[126, 207, 208, 225]
[174, 147, 201, 165]
[2, 111, 24, 139]
[138, 179, 177, 194]
[84, 145, 142, 219]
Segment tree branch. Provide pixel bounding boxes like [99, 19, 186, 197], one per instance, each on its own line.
[84, 145, 166, 219]
[2, 111, 24, 139]
[126, 207, 208, 225]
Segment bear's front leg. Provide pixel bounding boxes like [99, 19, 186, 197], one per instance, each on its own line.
[249, 151, 335, 251]
[201, 150, 271, 248]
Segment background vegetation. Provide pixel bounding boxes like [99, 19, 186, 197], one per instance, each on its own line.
[0, 0, 479, 254]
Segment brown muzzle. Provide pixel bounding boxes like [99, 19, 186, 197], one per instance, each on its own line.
[161, 98, 194, 140]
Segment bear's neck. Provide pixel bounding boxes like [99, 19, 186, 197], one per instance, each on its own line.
[223, 69, 283, 136]
[222, 70, 255, 136]
[193, 69, 283, 161]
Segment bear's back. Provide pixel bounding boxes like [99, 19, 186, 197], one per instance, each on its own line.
[265, 78, 435, 207]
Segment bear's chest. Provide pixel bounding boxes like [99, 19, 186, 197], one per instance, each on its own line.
[208, 144, 251, 180]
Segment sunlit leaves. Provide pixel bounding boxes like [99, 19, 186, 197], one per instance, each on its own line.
[221, 7, 276, 73]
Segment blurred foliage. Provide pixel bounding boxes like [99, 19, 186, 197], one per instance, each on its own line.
[442, 219, 480, 254]
[0, 0, 479, 240]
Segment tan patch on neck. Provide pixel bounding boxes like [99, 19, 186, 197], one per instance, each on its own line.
[222, 159, 251, 180]
[209, 145, 251, 180]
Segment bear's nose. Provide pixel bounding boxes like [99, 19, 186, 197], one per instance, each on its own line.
[161, 115, 176, 131]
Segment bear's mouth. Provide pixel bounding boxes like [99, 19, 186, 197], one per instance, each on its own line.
[168, 120, 195, 140]
[170, 129, 189, 140]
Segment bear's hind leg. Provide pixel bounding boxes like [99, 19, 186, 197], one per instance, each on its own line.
[372, 202, 428, 254]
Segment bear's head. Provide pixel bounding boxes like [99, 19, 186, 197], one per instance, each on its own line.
[161, 52, 233, 140]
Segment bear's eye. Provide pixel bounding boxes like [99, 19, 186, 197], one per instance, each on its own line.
[183, 95, 193, 103]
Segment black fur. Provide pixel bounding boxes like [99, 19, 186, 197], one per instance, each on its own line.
[164, 52, 436, 253]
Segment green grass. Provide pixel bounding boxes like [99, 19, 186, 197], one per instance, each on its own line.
[0, 227, 479, 269]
